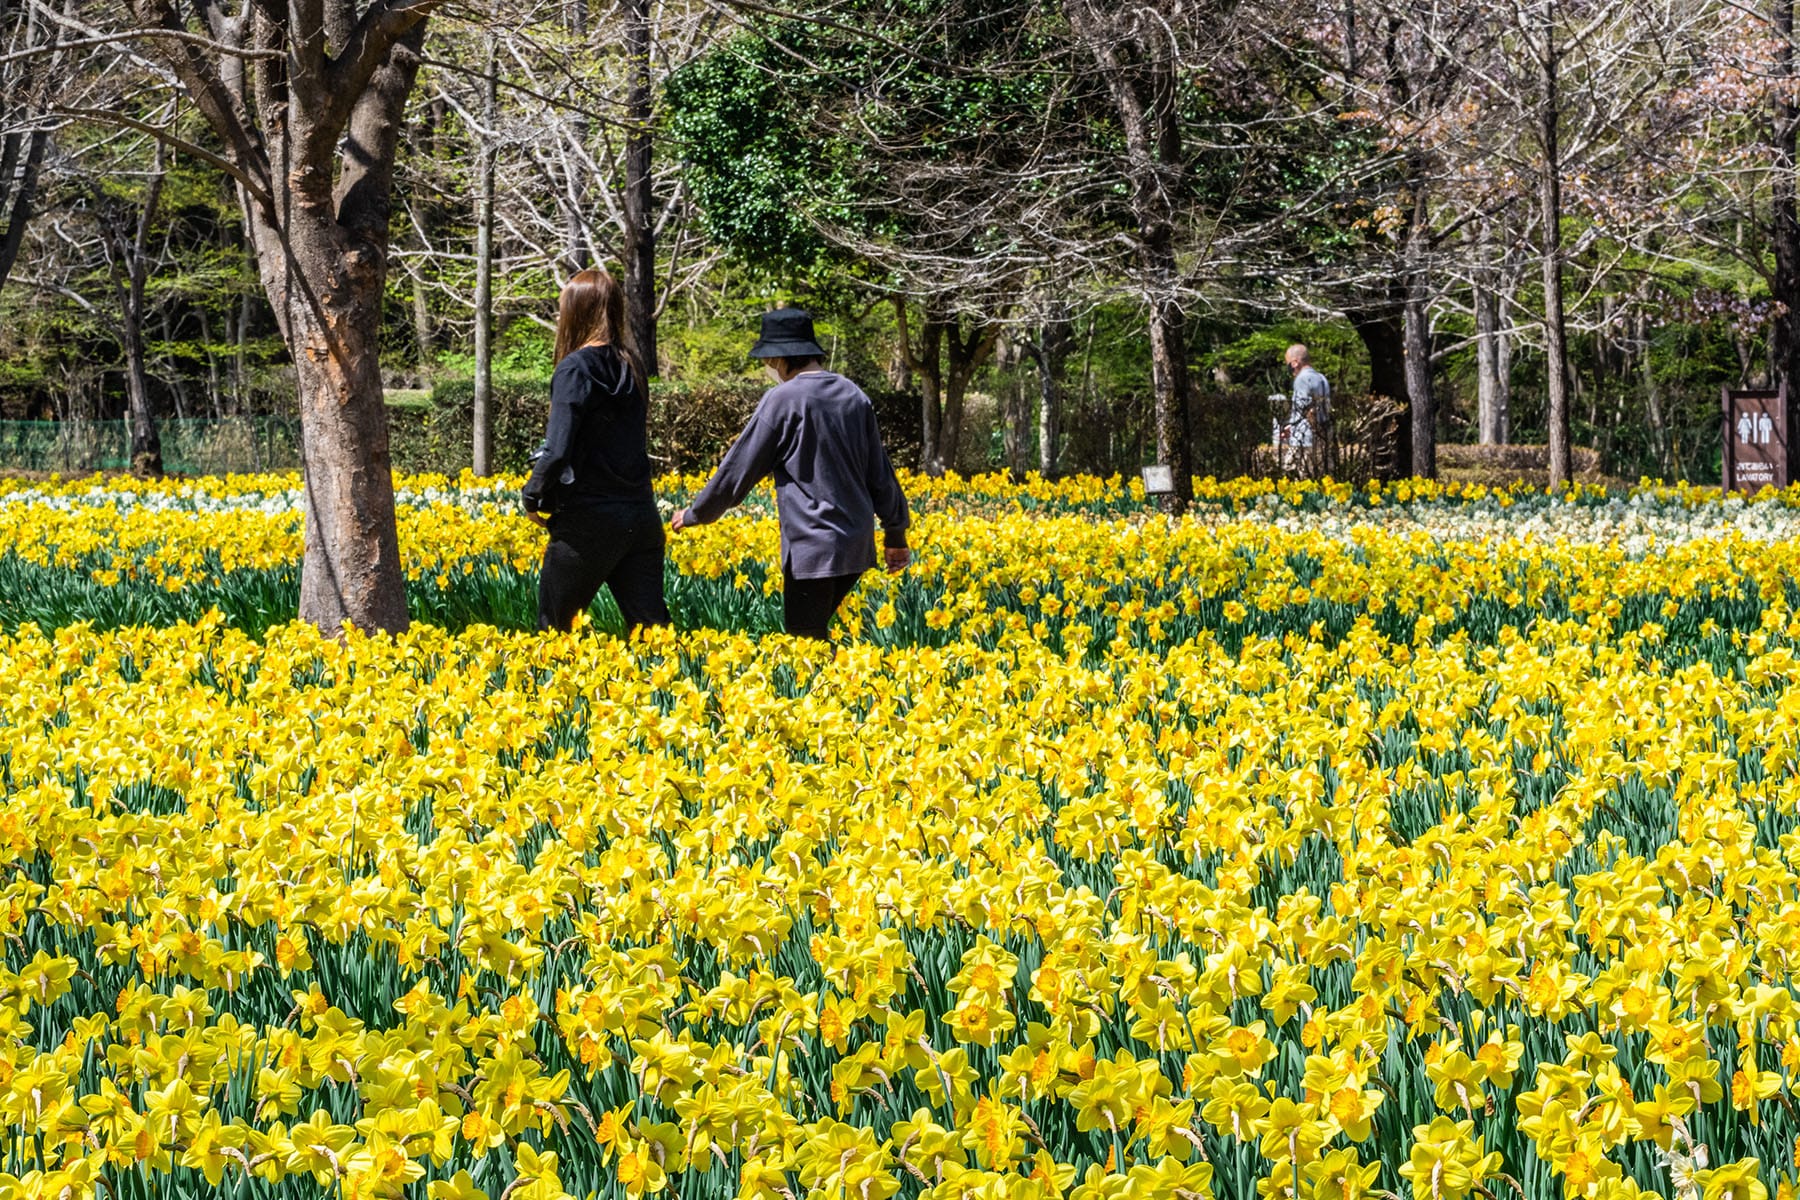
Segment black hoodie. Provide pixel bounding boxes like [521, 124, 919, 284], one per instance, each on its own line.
[521, 344, 654, 512]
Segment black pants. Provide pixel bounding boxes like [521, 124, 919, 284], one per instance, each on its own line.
[782, 570, 863, 641]
[538, 501, 670, 633]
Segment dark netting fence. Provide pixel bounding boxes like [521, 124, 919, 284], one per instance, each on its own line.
[0, 418, 303, 475]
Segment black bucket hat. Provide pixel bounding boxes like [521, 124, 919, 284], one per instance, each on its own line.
[749, 307, 828, 359]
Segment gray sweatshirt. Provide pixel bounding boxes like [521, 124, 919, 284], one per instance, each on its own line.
[684, 371, 910, 579]
[1289, 366, 1331, 430]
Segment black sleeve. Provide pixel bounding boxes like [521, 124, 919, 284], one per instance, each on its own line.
[522, 360, 587, 512]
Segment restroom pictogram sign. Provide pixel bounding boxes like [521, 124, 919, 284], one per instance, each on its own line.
[1722, 385, 1789, 492]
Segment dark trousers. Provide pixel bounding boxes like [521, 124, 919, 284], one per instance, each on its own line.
[538, 501, 671, 633]
[782, 570, 863, 641]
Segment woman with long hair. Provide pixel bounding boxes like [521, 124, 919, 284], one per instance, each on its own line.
[521, 268, 670, 633]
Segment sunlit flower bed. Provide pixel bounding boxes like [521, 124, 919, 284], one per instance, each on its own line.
[2, 472, 1798, 647]
[4, 474, 1800, 1199]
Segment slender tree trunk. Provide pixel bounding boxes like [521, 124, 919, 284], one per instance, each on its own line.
[622, 0, 659, 376]
[1402, 192, 1435, 478]
[198, 309, 223, 417]
[234, 254, 252, 416]
[1148, 294, 1194, 507]
[1034, 306, 1071, 477]
[1475, 286, 1504, 444]
[941, 316, 1000, 474]
[565, 0, 591, 276]
[1538, 0, 1573, 487]
[1002, 349, 1029, 481]
[1637, 310, 1668, 475]
[108, 148, 168, 476]
[472, 37, 498, 476]
[1474, 224, 1509, 445]
[410, 265, 434, 370]
[1068, 0, 1193, 511]
[898, 298, 948, 474]
[1773, 0, 1800, 479]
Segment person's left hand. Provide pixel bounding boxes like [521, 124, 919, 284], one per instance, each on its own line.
[671, 508, 691, 532]
[884, 546, 911, 573]
[526, 512, 549, 530]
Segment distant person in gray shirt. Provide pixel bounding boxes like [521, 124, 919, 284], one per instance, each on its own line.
[1278, 343, 1331, 472]
[671, 307, 911, 640]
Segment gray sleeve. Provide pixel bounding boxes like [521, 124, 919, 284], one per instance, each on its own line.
[865, 403, 910, 547]
[1290, 374, 1312, 413]
[685, 398, 783, 524]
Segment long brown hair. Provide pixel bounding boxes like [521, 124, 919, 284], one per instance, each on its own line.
[554, 268, 646, 398]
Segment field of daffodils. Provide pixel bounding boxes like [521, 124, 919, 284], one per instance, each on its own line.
[2, 470, 1797, 1200]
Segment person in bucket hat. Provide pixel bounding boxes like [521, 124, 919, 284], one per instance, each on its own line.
[672, 307, 911, 640]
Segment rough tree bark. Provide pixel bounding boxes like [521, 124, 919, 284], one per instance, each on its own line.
[1537, 0, 1573, 487]
[622, 0, 659, 375]
[126, 0, 446, 634]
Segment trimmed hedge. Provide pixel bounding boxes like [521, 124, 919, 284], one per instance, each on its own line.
[1437, 442, 1606, 487]
[394, 375, 923, 476]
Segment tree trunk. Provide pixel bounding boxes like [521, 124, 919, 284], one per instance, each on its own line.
[410, 262, 435, 370]
[1773, 0, 1800, 480]
[0, 0, 53, 296]
[897, 298, 948, 474]
[1033, 306, 1072, 477]
[1402, 194, 1435, 478]
[267, 226, 409, 634]
[1148, 295, 1194, 508]
[565, 0, 591, 276]
[1637, 310, 1668, 475]
[1002, 349, 1029, 481]
[198, 308, 223, 417]
[1538, 0, 1573, 488]
[1474, 224, 1510, 445]
[1067, 0, 1193, 512]
[1348, 302, 1409, 480]
[121, 156, 167, 476]
[0, 128, 46, 297]
[233, 251, 253, 416]
[941, 314, 1001, 475]
[246, 37, 425, 635]
[622, 0, 659, 376]
[127, 2, 444, 633]
[472, 38, 498, 476]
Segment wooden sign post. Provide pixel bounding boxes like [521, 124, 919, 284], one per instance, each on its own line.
[1722, 384, 1789, 492]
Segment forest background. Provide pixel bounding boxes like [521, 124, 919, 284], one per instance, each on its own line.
[1, 0, 1795, 490]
